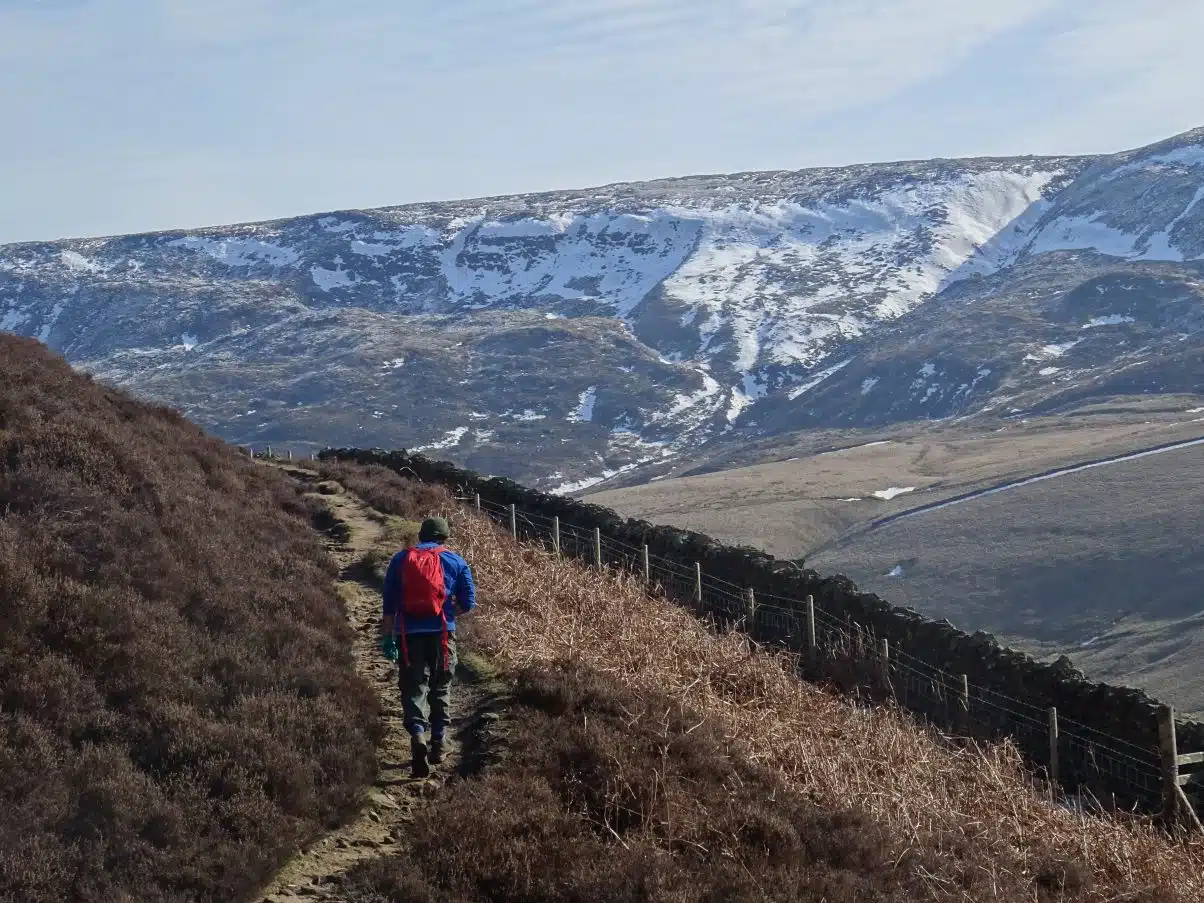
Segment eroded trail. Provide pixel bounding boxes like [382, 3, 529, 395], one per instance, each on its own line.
[254, 464, 494, 903]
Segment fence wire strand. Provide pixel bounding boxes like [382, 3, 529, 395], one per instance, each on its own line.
[449, 489, 1186, 815]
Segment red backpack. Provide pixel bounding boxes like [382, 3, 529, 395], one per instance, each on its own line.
[398, 546, 450, 671]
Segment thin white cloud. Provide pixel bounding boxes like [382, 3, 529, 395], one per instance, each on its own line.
[1031, 0, 1204, 149]
[0, 0, 1200, 243]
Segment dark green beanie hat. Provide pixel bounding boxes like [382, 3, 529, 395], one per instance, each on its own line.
[419, 516, 451, 542]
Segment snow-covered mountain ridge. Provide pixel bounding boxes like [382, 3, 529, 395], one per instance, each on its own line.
[2, 127, 1204, 489]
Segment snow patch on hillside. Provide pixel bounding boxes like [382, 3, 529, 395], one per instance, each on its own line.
[60, 250, 101, 273]
[369, 226, 440, 249]
[349, 240, 395, 258]
[656, 168, 1063, 384]
[311, 263, 359, 291]
[1082, 314, 1135, 328]
[929, 170, 1061, 279]
[1144, 185, 1204, 260]
[170, 236, 301, 266]
[658, 369, 723, 423]
[34, 302, 63, 342]
[438, 212, 698, 318]
[318, 217, 356, 233]
[1030, 176, 1204, 263]
[1028, 216, 1143, 258]
[726, 373, 767, 423]
[788, 358, 852, 400]
[873, 486, 917, 500]
[414, 426, 468, 452]
[551, 470, 620, 495]
[1026, 340, 1078, 361]
[1, 306, 30, 332]
[1103, 145, 1204, 182]
[570, 386, 597, 422]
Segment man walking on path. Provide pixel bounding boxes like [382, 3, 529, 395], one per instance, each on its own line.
[379, 516, 477, 778]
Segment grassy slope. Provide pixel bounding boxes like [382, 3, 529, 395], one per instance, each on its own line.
[589, 413, 1204, 560]
[0, 336, 379, 903]
[590, 412, 1204, 712]
[315, 461, 1204, 903]
[808, 441, 1204, 714]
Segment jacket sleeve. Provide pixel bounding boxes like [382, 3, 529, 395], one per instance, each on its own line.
[382, 550, 406, 617]
[454, 558, 477, 614]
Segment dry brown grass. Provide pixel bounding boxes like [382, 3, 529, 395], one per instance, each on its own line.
[346, 662, 932, 902]
[302, 459, 1204, 900]
[450, 504, 1204, 902]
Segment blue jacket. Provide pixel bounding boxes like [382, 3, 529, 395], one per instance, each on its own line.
[382, 542, 476, 636]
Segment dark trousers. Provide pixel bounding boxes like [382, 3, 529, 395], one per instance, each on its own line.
[399, 632, 457, 738]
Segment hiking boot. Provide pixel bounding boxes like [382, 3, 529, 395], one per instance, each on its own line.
[410, 734, 430, 779]
[428, 735, 444, 765]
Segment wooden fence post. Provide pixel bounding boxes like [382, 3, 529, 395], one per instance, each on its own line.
[959, 674, 970, 711]
[642, 544, 650, 582]
[509, 504, 517, 539]
[880, 638, 892, 694]
[474, 493, 481, 512]
[694, 562, 703, 604]
[287, 449, 293, 460]
[805, 595, 817, 664]
[266, 445, 272, 458]
[1049, 707, 1060, 787]
[1151, 707, 1199, 833]
[553, 516, 561, 555]
[746, 587, 757, 625]
[1160, 705, 1181, 825]
[594, 528, 602, 570]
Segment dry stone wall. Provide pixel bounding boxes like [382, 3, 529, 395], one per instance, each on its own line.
[324, 447, 1203, 812]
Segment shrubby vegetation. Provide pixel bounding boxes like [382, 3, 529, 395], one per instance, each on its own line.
[346, 662, 921, 903]
[310, 460, 450, 525]
[323, 458, 1204, 903]
[0, 337, 380, 902]
[6, 338, 1204, 903]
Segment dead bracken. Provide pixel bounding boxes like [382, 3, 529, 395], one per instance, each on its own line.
[323, 459, 1204, 903]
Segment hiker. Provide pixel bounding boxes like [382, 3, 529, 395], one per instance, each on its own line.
[379, 515, 477, 778]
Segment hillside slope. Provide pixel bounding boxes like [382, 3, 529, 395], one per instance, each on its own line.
[0, 336, 379, 903]
[807, 439, 1204, 714]
[2, 128, 1203, 487]
[591, 412, 1204, 713]
[299, 458, 1204, 903]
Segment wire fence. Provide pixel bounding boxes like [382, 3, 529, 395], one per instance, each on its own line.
[461, 491, 1191, 824]
[280, 444, 1200, 831]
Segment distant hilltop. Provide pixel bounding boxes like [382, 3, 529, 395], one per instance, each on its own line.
[2, 126, 1203, 489]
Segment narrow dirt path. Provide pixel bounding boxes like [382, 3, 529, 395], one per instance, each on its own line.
[253, 464, 497, 903]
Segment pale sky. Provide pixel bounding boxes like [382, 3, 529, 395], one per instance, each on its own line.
[2, 0, 1202, 244]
